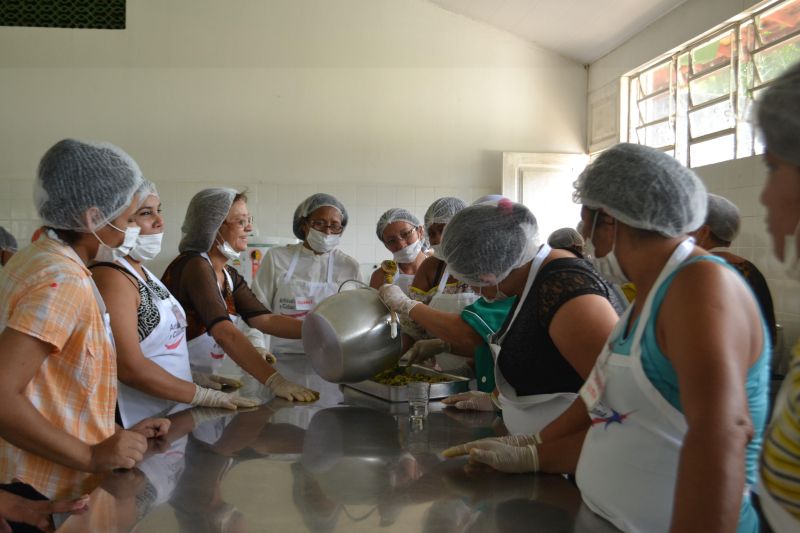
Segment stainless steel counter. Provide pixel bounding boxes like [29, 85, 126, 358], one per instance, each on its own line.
[57, 358, 618, 532]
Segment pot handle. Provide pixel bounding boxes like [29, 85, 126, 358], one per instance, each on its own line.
[338, 279, 373, 293]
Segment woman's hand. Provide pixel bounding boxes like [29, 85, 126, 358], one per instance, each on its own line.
[378, 284, 419, 315]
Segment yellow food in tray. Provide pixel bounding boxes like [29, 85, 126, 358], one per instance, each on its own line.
[372, 366, 450, 386]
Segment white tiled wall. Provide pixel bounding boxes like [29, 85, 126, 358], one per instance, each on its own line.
[693, 155, 800, 356]
[0, 178, 496, 278]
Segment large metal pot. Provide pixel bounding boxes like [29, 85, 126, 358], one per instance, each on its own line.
[302, 286, 402, 383]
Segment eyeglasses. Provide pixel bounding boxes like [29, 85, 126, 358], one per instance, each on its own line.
[384, 228, 417, 248]
[308, 219, 344, 234]
[226, 215, 254, 229]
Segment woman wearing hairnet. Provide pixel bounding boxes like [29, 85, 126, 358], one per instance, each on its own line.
[92, 181, 260, 429]
[447, 144, 769, 533]
[380, 199, 623, 435]
[689, 193, 777, 347]
[161, 188, 317, 402]
[756, 62, 800, 532]
[0, 227, 17, 267]
[369, 208, 428, 294]
[252, 193, 360, 356]
[0, 140, 169, 519]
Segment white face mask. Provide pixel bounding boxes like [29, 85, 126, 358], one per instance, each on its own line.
[216, 235, 241, 262]
[584, 212, 630, 286]
[306, 228, 341, 254]
[393, 238, 423, 264]
[129, 232, 164, 262]
[93, 224, 140, 262]
[780, 222, 800, 280]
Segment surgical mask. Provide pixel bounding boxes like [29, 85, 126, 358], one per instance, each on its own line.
[393, 238, 423, 264]
[129, 232, 163, 262]
[429, 245, 443, 260]
[306, 228, 340, 254]
[93, 223, 140, 262]
[585, 212, 630, 286]
[216, 234, 241, 262]
[780, 222, 800, 280]
[481, 285, 509, 304]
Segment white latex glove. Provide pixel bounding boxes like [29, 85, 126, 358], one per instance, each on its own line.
[378, 284, 419, 315]
[264, 372, 319, 402]
[442, 434, 540, 458]
[403, 338, 449, 366]
[444, 439, 539, 473]
[192, 372, 243, 390]
[255, 347, 277, 365]
[192, 385, 262, 410]
[441, 390, 500, 412]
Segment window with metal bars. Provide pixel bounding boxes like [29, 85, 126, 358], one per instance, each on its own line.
[624, 0, 800, 167]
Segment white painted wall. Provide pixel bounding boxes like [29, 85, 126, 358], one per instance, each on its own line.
[0, 0, 586, 275]
[588, 0, 799, 357]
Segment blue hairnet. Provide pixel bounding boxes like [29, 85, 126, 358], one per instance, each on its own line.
[424, 197, 467, 231]
[705, 193, 740, 243]
[293, 193, 349, 240]
[573, 143, 707, 237]
[756, 61, 800, 166]
[34, 139, 143, 232]
[179, 188, 237, 253]
[0, 226, 17, 251]
[440, 200, 539, 286]
[375, 208, 421, 241]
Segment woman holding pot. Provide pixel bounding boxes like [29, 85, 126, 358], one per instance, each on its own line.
[161, 188, 317, 402]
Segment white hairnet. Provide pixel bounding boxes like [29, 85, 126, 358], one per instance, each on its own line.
[135, 179, 159, 207]
[293, 193, 349, 240]
[705, 193, 740, 243]
[440, 200, 540, 286]
[756, 61, 800, 166]
[548, 227, 584, 250]
[375, 208, 421, 241]
[573, 143, 707, 237]
[472, 194, 507, 205]
[424, 197, 467, 231]
[179, 188, 237, 253]
[34, 139, 143, 232]
[0, 226, 17, 251]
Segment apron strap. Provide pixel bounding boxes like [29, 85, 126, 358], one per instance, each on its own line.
[437, 266, 450, 294]
[497, 243, 551, 344]
[327, 249, 335, 285]
[284, 245, 336, 285]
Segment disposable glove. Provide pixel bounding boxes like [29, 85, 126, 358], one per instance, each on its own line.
[444, 439, 539, 473]
[255, 347, 277, 365]
[403, 338, 449, 366]
[264, 372, 319, 402]
[378, 284, 419, 315]
[192, 385, 262, 410]
[192, 372, 243, 390]
[442, 434, 541, 458]
[441, 390, 500, 412]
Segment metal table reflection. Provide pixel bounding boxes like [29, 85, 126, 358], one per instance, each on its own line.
[57, 360, 618, 532]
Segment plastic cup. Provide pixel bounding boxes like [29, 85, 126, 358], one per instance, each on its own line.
[407, 381, 431, 420]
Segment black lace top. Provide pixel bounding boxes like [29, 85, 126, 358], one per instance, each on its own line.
[729, 259, 777, 347]
[497, 257, 625, 396]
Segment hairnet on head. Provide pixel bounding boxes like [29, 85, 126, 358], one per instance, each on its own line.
[34, 139, 143, 232]
[756, 61, 800, 166]
[0, 226, 17, 251]
[472, 194, 507, 205]
[573, 143, 707, 237]
[705, 193, 740, 243]
[440, 200, 539, 286]
[135, 179, 159, 208]
[548, 227, 584, 250]
[292, 193, 349, 240]
[424, 197, 467, 231]
[179, 188, 237, 253]
[375, 208, 421, 241]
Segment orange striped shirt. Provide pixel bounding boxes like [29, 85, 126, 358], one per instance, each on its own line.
[0, 234, 116, 499]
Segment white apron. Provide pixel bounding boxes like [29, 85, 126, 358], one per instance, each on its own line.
[489, 244, 576, 435]
[428, 266, 479, 314]
[392, 268, 415, 296]
[186, 253, 238, 373]
[576, 239, 703, 533]
[115, 259, 193, 428]
[271, 247, 338, 355]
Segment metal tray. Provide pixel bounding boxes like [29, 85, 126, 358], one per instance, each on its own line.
[344, 365, 470, 402]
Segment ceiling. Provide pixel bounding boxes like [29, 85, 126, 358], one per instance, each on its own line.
[427, 0, 689, 64]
